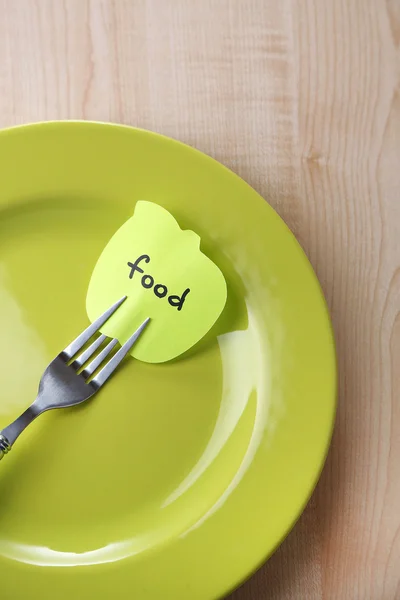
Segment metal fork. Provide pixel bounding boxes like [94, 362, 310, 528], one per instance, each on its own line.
[0, 296, 149, 461]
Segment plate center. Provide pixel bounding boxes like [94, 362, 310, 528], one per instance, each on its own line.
[0, 199, 259, 564]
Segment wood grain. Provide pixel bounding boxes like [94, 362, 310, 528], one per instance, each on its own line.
[0, 0, 399, 598]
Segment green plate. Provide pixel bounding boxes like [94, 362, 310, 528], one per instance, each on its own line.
[0, 122, 336, 600]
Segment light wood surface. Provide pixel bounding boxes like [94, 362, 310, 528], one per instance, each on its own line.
[1, 1, 399, 598]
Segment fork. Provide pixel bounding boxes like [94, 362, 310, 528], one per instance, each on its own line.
[0, 296, 149, 461]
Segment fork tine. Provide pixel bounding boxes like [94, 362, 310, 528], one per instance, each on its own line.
[81, 338, 119, 379]
[91, 318, 150, 388]
[62, 296, 127, 359]
[71, 333, 107, 369]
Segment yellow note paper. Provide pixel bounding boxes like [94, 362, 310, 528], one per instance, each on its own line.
[86, 201, 227, 363]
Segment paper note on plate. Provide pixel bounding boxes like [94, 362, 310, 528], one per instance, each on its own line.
[86, 201, 227, 363]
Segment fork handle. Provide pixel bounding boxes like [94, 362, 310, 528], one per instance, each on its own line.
[0, 434, 11, 460]
[0, 405, 39, 460]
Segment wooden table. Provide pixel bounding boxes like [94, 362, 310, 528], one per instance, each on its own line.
[1, 1, 399, 598]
